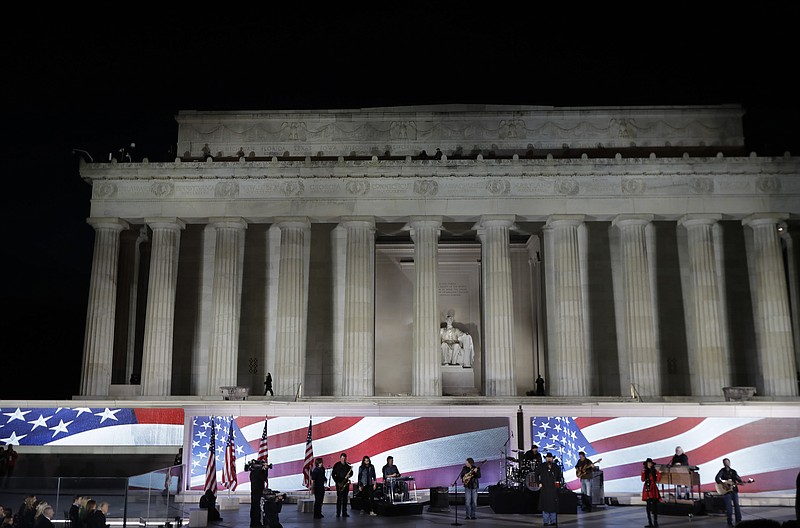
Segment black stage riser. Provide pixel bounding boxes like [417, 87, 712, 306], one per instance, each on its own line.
[658, 500, 705, 516]
[487, 486, 577, 515]
[373, 502, 424, 516]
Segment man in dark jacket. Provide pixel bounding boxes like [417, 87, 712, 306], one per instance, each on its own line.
[199, 490, 222, 522]
[249, 461, 268, 527]
[535, 453, 563, 527]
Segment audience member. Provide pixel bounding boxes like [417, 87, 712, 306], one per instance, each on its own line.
[199, 490, 222, 522]
[33, 503, 54, 528]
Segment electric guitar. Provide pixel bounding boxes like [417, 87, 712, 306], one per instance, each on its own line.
[715, 477, 754, 495]
[576, 458, 602, 479]
[462, 459, 487, 485]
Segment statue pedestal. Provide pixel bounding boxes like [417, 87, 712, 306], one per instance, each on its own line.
[442, 365, 477, 396]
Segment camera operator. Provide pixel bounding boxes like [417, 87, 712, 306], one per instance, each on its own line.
[263, 490, 286, 528]
[248, 460, 268, 527]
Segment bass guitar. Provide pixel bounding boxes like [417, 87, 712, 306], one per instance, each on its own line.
[462, 459, 487, 486]
[715, 477, 754, 495]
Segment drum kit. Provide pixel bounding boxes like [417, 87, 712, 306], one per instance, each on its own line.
[503, 450, 541, 491]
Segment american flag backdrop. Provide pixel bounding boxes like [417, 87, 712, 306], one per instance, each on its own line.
[189, 416, 509, 492]
[532, 416, 800, 495]
[0, 407, 183, 446]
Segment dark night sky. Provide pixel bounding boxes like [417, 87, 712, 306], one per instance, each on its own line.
[2, 10, 798, 399]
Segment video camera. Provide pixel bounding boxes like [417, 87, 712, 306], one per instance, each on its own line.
[245, 460, 273, 472]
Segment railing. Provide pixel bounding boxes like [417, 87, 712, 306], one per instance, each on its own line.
[0, 465, 187, 528]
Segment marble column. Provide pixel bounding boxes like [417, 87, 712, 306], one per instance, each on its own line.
[80, 218, 130, 396]
[273, 218, 311, 397]
[678, 214, 731, 396]
[743, 213, 797, 396]
[140, 218, 185, 396]
[341, 217, 376, 396]
[206, 218, 248, 395]
[543, 215, 590, 396]
[330, 225, 347, 396]
[612, 214, 660, 398]
[476, 215, 516, 396]
[408, 216, 442, 396]
[114, 226, 147, 385]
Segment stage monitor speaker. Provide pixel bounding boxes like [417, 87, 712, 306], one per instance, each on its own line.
[428, 486, 450, 511]
[557, 489, 578, 514]
[704, 493, 726, 514]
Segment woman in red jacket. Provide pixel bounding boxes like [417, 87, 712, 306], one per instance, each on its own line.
[641, 458, 661, 527]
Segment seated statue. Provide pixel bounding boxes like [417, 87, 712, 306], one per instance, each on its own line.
[440, 313, 474, 368]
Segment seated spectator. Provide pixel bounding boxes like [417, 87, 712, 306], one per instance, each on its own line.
[198, 490, 222, 522]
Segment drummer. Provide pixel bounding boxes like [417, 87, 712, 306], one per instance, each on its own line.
[523, 444, 543, 465]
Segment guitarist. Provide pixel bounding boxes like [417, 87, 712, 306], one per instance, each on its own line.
[332, 453, 353, 518]
[575, 452, 598, 512]
[459, 458, 482, 520]
[714, 458, 748, 527]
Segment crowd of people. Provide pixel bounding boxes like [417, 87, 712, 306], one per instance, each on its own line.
[0, 495, 108, 528]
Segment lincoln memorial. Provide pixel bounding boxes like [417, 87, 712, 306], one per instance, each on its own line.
[77, 104, 800, 401]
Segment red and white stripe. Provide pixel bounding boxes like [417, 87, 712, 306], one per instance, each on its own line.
[222, 419, 237, 491]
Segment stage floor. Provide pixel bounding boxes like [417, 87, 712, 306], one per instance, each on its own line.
[201, 501, 796, 527]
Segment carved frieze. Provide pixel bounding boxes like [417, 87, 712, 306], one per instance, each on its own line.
[215, 181, 239, 198]
[621, 178, 646, 195]
[150, 182, 174, 197]
[555, 179, 579, 195]
[414, 180, 439, 196]
[93, 181, 117, 199]
[756, 176, 781, 193]
[487, 179, 511, 195]
[281, 181, 305, 196]
[689, 177, 714, 194]
[346, 180, 370, 195]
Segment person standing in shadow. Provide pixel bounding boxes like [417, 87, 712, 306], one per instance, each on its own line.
[264, 373, 274, 396]
[535, 375, 545, 396]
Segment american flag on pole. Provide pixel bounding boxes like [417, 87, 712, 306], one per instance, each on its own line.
[257, 416, 269, 488]
[302, 418, 314, 489]
[204, 416, 217, 493]
[222, 418, 237, 491]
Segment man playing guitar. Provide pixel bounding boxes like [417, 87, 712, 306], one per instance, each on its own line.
[575, 452, 601, 512]
[714, 458, 754, 527]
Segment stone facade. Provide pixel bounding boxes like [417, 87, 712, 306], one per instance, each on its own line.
[79, 105, 799, 399]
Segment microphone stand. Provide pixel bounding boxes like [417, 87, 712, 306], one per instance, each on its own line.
[451, 471, 462, 526]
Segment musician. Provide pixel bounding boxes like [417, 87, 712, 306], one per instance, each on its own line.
[641, 458, 661, 528]
[575, 451, 595, 512]
[332, 453, 353, 518]
[357, 456, 378, 516]
[535, 452, 562, 527]
[310, 458, 327, 519]
[382, 456, 409, 503]
[714, 458, 745, 527]
[670, 446, 690, 499]
[523, 444, 542, 464]
[459, 458, 481, 520]
[382, 456, 400, 480]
